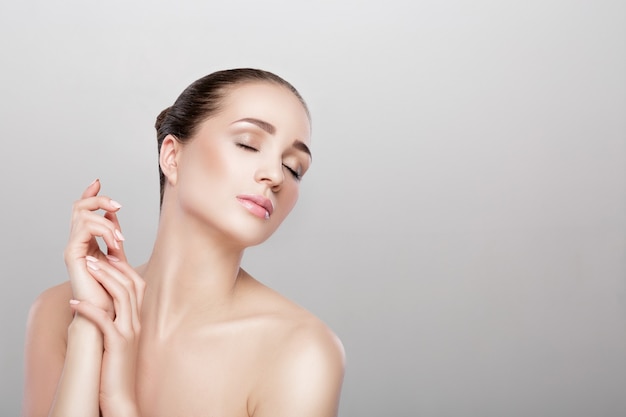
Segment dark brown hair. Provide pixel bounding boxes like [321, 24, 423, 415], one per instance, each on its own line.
[155, 68, 309, 206]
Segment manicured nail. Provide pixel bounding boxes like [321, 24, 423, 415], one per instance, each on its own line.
[85, 255, 99, 262]
[89, 178, 99, 187]
[114, 229, 125, 241]
[106, 255, 120, 262]
[86, 261, 100, 271]
[69, 299, 80, 305]
[110, 200, 122, 209]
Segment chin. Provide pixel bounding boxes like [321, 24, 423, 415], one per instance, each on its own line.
[220, 215, 283, 249]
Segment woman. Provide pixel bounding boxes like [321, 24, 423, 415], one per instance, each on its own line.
[22, 68, 345, 417]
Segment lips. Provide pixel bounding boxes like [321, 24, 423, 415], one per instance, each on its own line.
[236, 194, 274, 220]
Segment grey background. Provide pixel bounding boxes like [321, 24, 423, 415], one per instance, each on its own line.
[1, 0, 625, 416]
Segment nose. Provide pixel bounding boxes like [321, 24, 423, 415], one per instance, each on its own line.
[255, 157, 284, 191]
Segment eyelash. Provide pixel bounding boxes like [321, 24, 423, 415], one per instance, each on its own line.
[284, 165, 302, 181]
[237, 143, 258, 152]
[236, 143, 302, 181]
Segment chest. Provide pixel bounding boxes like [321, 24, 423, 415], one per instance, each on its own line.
[135, 335, 261, 417]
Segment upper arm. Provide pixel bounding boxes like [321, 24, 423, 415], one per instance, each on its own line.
[22, 283, 73, 417]
[251, 324, 346, 417]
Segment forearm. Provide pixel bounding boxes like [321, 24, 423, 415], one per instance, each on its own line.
[48, 315, 103, 417]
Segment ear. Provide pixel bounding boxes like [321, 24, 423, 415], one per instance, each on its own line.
[159, 135, 181, 186]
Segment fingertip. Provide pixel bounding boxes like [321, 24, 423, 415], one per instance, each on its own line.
[107, 246, 128, 263]
[81, 178, 101, 198]
[114, 229, 126, 242]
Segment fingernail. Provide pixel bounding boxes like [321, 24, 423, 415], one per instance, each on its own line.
[85, 255, 99, 262]
[114, 240, 121, 250]
[89, 178, 99, 186]
[106, 255, 120, 262]
[110, 199, 122, 209]
[114, 229, 125, 241]
[86, 261, 100, 271]
[69, 299, 80, 305]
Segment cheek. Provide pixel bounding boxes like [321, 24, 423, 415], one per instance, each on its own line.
[187, 140, 236, 182]
[277, 184, 300, 217]
[177, 143, 233, 207]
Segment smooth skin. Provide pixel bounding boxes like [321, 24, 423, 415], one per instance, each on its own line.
[22, 83, 345, 417]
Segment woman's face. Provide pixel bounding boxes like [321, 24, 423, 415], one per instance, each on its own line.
[172, 82, 312, 247]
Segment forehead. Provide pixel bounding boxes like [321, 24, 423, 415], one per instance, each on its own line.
[219, 82, 311, 143]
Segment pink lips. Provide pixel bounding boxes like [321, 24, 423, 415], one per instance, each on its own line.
[236, 194, 274, 220]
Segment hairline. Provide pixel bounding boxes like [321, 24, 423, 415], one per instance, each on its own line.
[181, 79, 311, 143]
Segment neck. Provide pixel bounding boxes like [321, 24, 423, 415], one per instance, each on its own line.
[140, 203, 247, 338]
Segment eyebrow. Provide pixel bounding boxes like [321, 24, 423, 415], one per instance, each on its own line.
[234, 117, 312, 159]
[235, 117, 276, 134]
[293, 140, 312, 160]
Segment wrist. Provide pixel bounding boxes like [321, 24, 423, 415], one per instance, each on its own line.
[68, 313, 103, 342]
[51, 314, 104, 417]
[102, 399, 141, 417]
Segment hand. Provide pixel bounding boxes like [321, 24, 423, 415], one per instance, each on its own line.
[64, 179, 127, 314]
[69, 255, 146, 417]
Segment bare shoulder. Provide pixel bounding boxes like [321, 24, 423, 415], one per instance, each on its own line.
[243, 277, 345, 417]
[242, 274, 344, 361]
[27, 281, 74, 332]
[274, 309, 345, 368]
[25, 280, 74, 353]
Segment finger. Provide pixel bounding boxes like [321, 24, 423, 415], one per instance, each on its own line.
[72, 195, 123, 215]
[80, 178, 101, 199]
[86, 260, 134, 331]
[88, 257, 139, 314]
[66, 216, 122, 260]
[104, 211, 127, 262]
[72, 210, 121, 240]
[105, 256, 146, 315]
[86, 259, 136, 334]
[98, 257, 145, 333]
[69, 300, 122, 346]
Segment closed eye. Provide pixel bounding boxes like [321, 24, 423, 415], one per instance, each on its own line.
[236, 143, 258, 152]
[283, 164, 302, 181]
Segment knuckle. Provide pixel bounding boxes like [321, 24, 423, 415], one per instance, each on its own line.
[118, 332, 133, 346]
[117, 282, 132, 297]
[124, 278, 136, 291]
[72, 220, 85, 233]
[125, 284, 136, 298]
[74, 213, 90, 230]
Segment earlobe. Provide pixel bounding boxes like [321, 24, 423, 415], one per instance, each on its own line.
[159, 135, 180, 186]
